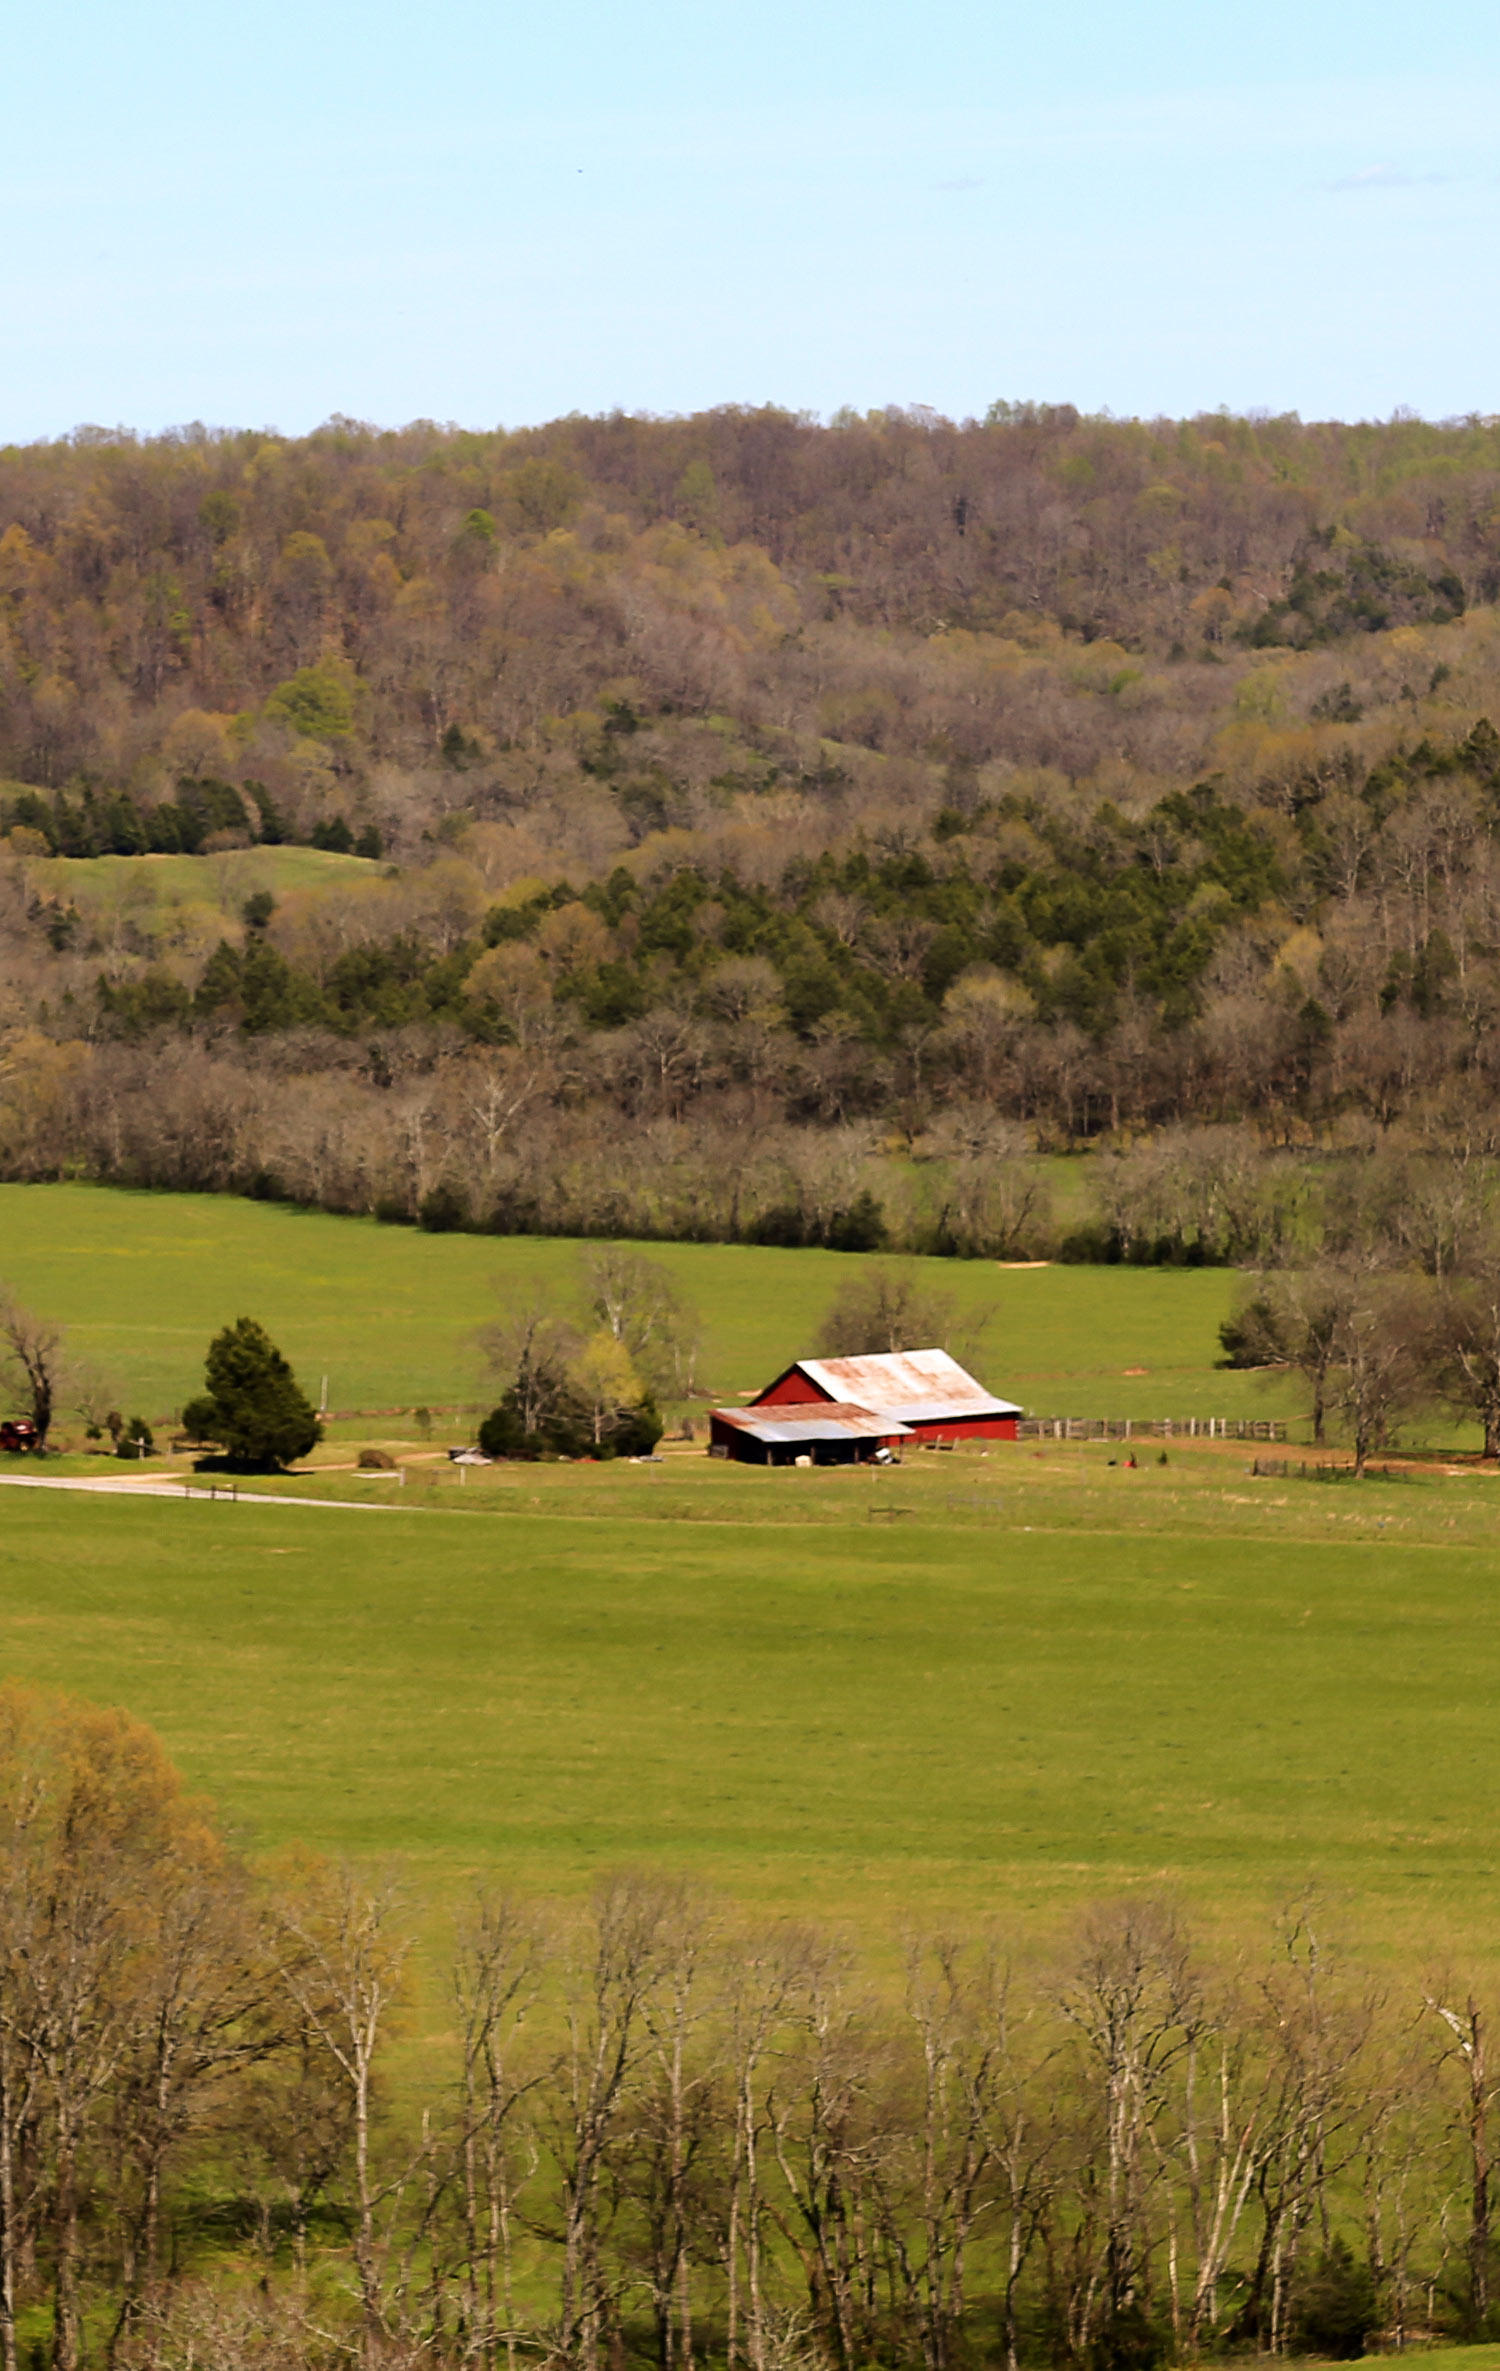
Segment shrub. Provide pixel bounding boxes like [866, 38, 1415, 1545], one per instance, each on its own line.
[1291, 2238, 1377, 2359]
[418, 1181, 470, 1233]
[1218, 1292, 1289, 1368]
[478, 1378, 591, 1461]
[610, 1396, 664, 1458]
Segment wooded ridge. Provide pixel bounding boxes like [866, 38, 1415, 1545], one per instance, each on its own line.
[6, 408, 1500, 1228]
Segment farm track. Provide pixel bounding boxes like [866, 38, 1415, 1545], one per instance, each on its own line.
[0, 1472, 406, 1512]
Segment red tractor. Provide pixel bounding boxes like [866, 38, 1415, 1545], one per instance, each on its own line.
[0, 1419, 39, 1454]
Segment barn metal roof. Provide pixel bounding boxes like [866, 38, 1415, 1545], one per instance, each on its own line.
[711, 1400, 914, 1445]
[766, 1349, 1022, 1423]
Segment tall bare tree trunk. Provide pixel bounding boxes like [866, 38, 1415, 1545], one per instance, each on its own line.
[0, 2042, 22, 2371]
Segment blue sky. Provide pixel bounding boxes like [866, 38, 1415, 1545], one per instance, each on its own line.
[5, 0, 1498, 439]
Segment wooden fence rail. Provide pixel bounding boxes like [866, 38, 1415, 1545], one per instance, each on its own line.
[1017, 1416, 1288, 1443]
[1249, 1457, 1408, 1481]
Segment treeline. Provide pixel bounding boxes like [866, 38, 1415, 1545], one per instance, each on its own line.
[7, 1678, 1500, 2371]
[9, 1006, 1500, 1275]
[7, 776, 382, 861]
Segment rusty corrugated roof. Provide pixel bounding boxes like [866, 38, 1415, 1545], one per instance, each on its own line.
[772, 1349, 1021, 1422]
[711, 1400, 913, 1445]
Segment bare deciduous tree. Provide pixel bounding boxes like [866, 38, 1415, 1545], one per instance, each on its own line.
[476, 1293, 581, 1438]
[269, 1866, 417, 2356]
[1426, 1250, 1500, 1458]
[454, 1894, 545, 2371]
[579, 1248, 701, 1401]
[0, 1286, 67, 1449]
[1055, 1902, 1203, 2358]
[546, 1876, 669, 2371]
[1328, 1277, 1428, 1476]
[1424, 1985, 1500, 2332]
[819, 1262, 960, 1360]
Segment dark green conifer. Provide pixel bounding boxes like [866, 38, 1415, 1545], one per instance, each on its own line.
[182, 1317, 321, 1470]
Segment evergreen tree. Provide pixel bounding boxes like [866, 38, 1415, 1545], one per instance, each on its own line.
[182, 1317, 321, 1469]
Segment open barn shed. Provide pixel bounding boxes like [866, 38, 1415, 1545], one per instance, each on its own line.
[708, 1402, 912, 1466]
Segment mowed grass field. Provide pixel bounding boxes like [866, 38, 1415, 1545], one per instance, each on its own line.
[3, 1442, 1500, 1963]
[5, 1182, 1299, 1430]
[5, 1179, 1499, 1969]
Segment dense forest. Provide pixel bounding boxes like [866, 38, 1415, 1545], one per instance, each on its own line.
[7, 406, 1500, 1238]
[5, 1679, 1500, 2371]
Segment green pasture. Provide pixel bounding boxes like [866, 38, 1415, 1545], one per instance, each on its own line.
[34, 847, 376, 907]
[28, 847, 377, 959]
[2, 1445, 1500, 1962]
[6, 1179, 1498, 1966]
[4, 1182, 1303, 1434]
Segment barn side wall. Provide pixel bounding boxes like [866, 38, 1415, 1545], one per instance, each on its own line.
[752, 1367, 833, 1408]
[907, 1415, 1018, 1443]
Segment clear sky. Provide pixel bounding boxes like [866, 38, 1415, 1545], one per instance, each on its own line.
[6, 0, 1498, 441]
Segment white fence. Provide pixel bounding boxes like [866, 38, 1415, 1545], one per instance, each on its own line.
[1017, 1416, 1288, 1443]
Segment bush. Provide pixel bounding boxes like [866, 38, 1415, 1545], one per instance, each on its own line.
[477, 1377, 661, 1462]
[115, 1415, 154, 1461]
[480, 1189, 544, 1234]
[1056, 1223, 1122, 1264]
[1291, 2238, 1377, 2359]
[1091, 2301, 1167, 2371]
[826, 1188, 888, 1253]
[418, 1181, 470, 1233]
[610, 1396, 664, 1458]
[1218, 1293, 1289, 1368]
[750, 1190, 888, 1251]
[478, 1387, 589, 1462]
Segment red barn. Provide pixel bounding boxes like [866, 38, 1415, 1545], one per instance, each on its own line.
[710, 1347, 1021, 1462]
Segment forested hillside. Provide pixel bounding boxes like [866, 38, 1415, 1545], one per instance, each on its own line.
[6, 405, 1500, 1242]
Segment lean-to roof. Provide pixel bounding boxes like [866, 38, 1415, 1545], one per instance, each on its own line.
[711, 1400, 913, 1446]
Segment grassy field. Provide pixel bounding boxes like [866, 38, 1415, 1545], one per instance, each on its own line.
[27, 847, 379, 963]
[5, 1182, 1304, 1434]
[2, 1441, 1499, 1965]
[35, 846, 377, 907]
[6, 1178, 1498, 1976]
